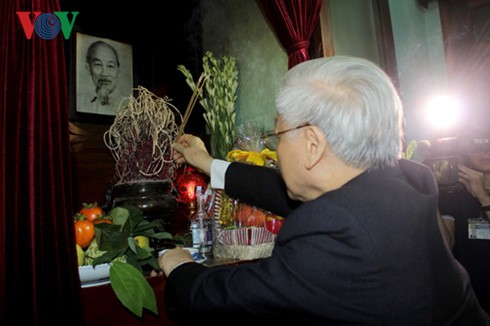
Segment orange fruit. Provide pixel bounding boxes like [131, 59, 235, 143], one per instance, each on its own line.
[236, 204, 267, 227]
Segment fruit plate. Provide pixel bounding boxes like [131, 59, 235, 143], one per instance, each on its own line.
[79, 263, 111, 287]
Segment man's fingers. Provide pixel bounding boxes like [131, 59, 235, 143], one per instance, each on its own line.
[173, 142, 186, 153]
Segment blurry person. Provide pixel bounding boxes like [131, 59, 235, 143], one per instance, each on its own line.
[438, 129, 490, 313]
[160, 56, 488, 324]
[78, 41, 125, 115]
[411, 139, 432, 163]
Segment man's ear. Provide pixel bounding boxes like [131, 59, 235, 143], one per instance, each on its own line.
[304, 126, 327, 170]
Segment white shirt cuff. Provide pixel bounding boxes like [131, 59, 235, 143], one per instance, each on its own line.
[210, 159, 231, 189]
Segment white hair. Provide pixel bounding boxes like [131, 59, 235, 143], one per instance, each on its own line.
[276, 56, 403, 170]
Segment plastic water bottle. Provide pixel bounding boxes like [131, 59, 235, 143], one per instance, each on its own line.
[190, 218, 200, 250]
[195, 186, 213, 258]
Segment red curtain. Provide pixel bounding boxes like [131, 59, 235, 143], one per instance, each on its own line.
[259, 0, 323, 69]
[0, 0, 83, 324]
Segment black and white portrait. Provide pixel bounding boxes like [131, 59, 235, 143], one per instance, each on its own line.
[76, 32, 133, 116]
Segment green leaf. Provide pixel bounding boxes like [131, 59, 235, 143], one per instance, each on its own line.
[151, 231, 173, 240]
[123, 252, 142, 271]
[123, 205, 145, 224]
[133, 219, 162, 234]
[139, 255, 160, 271]
[128, 236, 138, 254]
[403, 139, 418, 159]
[135, 245, 153, 260]
[96, 223, 131, 252]
[108, 206, 130, 225]
[109, 261, 158, 317]
[92, 248, 126, 266]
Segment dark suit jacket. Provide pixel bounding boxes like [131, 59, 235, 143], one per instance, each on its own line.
[439, 184, 490, 312]
[165, 159, 489, 325]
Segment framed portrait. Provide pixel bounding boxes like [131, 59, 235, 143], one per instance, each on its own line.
[70, 32, 133, 123]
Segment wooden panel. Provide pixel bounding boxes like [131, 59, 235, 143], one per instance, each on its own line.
[70, 122, 115, 208]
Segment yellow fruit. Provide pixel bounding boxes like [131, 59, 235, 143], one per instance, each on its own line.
[76, 244, 85, 266]
[134, 235, 150, 248]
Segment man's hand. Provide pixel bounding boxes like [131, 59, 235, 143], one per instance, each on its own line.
[158, 247, 195, 276]
[173, 134, 214, 175]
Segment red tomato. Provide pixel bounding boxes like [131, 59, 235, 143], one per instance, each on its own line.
[75, 219, 95, 248]
[79, 202, 104, 222]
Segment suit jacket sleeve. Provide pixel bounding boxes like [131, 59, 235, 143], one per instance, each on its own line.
[223, 162, 300, 216]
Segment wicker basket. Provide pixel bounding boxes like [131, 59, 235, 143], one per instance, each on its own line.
[213, 226, 276, 260]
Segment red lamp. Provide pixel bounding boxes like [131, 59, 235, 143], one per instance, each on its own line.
[175, 165, 209, 205]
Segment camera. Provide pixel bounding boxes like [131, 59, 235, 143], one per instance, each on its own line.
[424, 135, 490, 186]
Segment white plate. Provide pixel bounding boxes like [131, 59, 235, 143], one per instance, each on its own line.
[79, 263, 111, 285]
[80, 279, 111, 288]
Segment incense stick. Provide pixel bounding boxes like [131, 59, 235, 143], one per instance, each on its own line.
[178, 72, 206, 138]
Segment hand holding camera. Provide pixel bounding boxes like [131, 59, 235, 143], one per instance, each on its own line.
[424, 135, 490, 190]
[458, 164, 490, 204]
